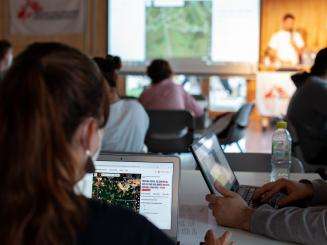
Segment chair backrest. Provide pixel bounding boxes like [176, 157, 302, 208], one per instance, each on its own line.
[145, 110, 194, 153]
[217, 103, 254, 145]
[234, 103, 254, 128]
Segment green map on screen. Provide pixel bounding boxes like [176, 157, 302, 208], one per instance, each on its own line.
[146, 1, 212, 59]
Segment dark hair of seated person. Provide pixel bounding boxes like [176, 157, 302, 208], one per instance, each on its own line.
[291, 48, 327, 88]
[0, 42, 109, 244]
[93, 55, 122, 88]
[146, 59, 173, 84]
[0, 39, 12, 61]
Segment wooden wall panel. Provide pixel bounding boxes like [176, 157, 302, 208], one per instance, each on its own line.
[2, 1, 326, 64]
[260, 0, 327, 61]
[0, 0, 108, 57]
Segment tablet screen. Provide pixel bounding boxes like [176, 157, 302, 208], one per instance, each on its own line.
[192, 134, 236, 192]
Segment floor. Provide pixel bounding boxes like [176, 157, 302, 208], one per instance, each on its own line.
[179, 117, 273, 170]
[223, 118, 273, 154]
[245, 119, 273, 153]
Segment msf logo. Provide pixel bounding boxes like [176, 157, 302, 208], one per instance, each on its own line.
[17, 0, 43, 21]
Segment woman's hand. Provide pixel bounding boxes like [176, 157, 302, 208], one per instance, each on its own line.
[205, 182, 254, 231]
[253, 178, 314, 207]
[204, 230, 233, 245]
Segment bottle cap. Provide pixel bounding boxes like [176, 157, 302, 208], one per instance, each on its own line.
[276, 121, 287, 129]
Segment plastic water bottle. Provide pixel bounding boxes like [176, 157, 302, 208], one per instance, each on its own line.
[271, 121, 292, 182]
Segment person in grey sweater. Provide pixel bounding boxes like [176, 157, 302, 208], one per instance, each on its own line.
[206, 178, 327, 245]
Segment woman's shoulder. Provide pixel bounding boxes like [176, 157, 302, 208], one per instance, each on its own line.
[87, 198, 133, 217]
[78, 199, 173, 245]
[86, 199, 150, 226]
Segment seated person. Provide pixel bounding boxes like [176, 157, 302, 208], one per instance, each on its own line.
[287, 48, 327, 165]
[0, 42, 228, 245]
[206, 178, 327, 245]
[93, 55, 149, 152]
[139, 59, 204, 118]
[0, 40, 13, 81]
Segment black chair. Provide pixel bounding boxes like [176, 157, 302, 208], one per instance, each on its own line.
[145, 110, 194, 153]
[194, 112, 206, 130]
[215, 103, 254, 152]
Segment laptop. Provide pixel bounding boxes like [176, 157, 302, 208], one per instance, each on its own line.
[78, 153, 180, 242]
[190, 133, 283, 208]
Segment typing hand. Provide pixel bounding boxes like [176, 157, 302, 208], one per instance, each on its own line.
[205, 182, 254, 231]
[204, 230, 234, 245]
[253, 178, 314, 207]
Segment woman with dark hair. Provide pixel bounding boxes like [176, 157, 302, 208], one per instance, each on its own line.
[287, 47, 327, 165]
[93, 55, 149, 152]
[0, 42, 229, 245]
[139, 59, 204, 118]
[0, 42, 168, 245]
[0, 39, 13, 80]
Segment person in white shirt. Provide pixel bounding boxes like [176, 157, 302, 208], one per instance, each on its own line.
[267, 13, 305, 67]
[93, 56, 149, 153]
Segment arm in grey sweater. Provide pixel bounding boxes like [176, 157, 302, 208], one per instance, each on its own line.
[251, 205, 327, 245]
[251, 180, 327, 245]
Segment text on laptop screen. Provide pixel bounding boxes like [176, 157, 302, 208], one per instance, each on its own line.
[93, 161, 174, 230]
[194, 136, 236, 190]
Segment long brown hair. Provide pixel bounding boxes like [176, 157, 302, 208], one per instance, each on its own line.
[0, 43, 109, 244]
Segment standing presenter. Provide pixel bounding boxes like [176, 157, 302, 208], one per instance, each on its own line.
[267, 13, 305, 67]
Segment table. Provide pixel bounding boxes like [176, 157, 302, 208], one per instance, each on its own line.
[178, 170, 320, 245]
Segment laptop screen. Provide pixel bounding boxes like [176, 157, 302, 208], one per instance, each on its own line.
[192, 134, 237, 192]
[90, 160, 174, 230]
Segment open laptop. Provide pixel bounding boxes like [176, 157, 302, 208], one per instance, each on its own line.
[79, 153, 180, 242]
[190, 133, 283, 208]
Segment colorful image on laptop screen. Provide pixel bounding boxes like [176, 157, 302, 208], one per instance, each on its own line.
[92, 161, 174, 230]
[92, 173, 141, 212]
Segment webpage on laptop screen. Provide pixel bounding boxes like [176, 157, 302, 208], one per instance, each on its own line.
[93, 161, 174, 230]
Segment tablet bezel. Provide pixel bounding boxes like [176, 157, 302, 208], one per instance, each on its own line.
[190, 133, 240, 195]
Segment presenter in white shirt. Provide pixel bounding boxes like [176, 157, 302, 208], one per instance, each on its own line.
[267, 13, 305, 67]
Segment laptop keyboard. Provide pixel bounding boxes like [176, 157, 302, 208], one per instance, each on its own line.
[238, 186, 288, 208]
[238, 186, 257, 207]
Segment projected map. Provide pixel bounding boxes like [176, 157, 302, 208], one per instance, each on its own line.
[109, 0, 260, 63]
[146, 1, 212, 59]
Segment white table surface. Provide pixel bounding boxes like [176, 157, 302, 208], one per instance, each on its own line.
[178, 170, 320, 245]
